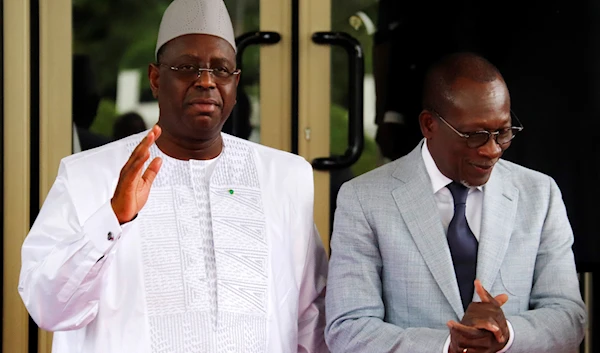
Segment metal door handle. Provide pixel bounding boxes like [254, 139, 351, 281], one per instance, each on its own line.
[228, 32, 281, 137]
[311, 32, 364, 170]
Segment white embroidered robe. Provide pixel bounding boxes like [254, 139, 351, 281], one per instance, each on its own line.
[18, 132, 328, 353]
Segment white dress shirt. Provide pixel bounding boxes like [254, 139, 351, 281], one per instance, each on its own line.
[421, 140, 514, 353]
[421, 140, 483, 240]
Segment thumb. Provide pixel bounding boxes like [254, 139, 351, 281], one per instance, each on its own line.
[494, 293, 509, 306]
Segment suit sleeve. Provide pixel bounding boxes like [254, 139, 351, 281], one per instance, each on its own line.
[18, 161, 126, 331]
[506, 177, 586, 352]
[325, 182, 449, 353]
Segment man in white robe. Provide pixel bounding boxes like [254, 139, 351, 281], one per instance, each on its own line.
[18, 0, 328, 352]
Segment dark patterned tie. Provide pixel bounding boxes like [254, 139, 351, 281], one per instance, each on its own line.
[446, 182, 478, 310]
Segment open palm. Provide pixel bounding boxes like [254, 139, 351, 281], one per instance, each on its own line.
[111, 125, 163, 224]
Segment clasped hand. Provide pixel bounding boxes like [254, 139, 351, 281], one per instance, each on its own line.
[447, 280, 510, 353]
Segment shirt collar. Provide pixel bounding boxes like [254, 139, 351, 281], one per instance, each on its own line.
[421, 139, 483, 194]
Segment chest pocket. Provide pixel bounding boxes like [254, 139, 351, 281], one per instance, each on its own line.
[499, 232, 539, 297]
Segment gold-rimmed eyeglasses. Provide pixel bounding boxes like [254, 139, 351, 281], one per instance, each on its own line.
[429, 109, 524, 149]
[156, 63, 240, 83]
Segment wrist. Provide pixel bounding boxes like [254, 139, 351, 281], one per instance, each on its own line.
[110, 198, 131, 225]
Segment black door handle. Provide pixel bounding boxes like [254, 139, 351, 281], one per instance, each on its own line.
[311, 32, 364, 170]
[226, 32, 281, 138]
[235, 31, 281, 69]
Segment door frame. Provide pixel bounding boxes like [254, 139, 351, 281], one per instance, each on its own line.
[297, 0, 331, 252]
[3, 0, 32, 351]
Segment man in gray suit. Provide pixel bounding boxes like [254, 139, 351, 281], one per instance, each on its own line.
[325, 52, 586, 353]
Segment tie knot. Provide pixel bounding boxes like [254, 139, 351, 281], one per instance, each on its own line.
[447, 181, 469, 205]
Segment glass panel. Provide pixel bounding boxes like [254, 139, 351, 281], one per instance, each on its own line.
[329, 0, 379, 213]
[224, 0, 260, 143]
[72, 0, 260, 152]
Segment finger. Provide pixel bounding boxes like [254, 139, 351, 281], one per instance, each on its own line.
[122, 127, 160, 176]
[447, 321, 486, 338]
[475, 279, 502, 307]
[152, 124, 162, 139]
[448, 320, 478, 332]
[120, 135, 146, 172]
[136, 126, 161, 160]
[142, 128, 158, 150]
[474, 280, 493, 303]
[467, 318, 504, 342]
[494, 293, 509, 306]
[142, 157, 162, 186]
[136, 128, 159, 155]
[129, 149, 152, 181]
[122, 129, 155, 171]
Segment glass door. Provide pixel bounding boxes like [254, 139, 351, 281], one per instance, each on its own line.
[297, 0, 381, 251]
[3, 0, 381, 350]
[21, 1, 293, 352]
[10, 0, 597, 352]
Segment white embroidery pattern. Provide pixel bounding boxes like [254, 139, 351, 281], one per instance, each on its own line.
[130, 135, 268, 353]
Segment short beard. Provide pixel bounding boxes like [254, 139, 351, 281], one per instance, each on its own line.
[460, 180, 474, 188]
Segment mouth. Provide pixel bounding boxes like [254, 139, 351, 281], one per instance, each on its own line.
[469, 162, 495, 174]
[189, 98, 219, 105]
[187, 98, 220, 114]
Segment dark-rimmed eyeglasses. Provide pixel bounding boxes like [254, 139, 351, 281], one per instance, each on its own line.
[156, 63, 240, 83]
[429, 109, 524, 149]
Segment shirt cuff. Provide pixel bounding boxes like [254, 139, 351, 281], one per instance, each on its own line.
[443, 335, 451, 353]
[497, 320, 514, 353]
[443, 320, 514, 353]
[83, 201, 123, 256]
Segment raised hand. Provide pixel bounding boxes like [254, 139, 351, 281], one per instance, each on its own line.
[111, 125, 163, 224]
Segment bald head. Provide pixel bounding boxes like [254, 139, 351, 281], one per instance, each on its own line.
[419, 52, 512, 187]
[422, 52, 506, 113]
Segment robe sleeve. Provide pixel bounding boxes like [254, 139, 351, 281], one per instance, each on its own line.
[18, 161, 124, 331]
[297, 224, 329, 353]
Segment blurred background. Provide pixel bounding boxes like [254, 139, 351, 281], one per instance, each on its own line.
[3, 0, 599, 352]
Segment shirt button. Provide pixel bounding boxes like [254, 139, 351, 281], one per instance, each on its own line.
[107, 232, 114, 241]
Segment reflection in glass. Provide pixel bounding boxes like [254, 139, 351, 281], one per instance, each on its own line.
[330, 0, 379, 178]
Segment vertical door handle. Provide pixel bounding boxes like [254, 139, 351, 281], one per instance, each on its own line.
[311, 32, 364, 170]
[228, 32, 281, 137]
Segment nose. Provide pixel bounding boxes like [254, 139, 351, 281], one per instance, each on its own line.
[477, 134, 503, 159]
[194, 70, 216, 89]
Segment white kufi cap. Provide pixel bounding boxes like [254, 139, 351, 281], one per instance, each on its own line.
[155, 0, 236, 59]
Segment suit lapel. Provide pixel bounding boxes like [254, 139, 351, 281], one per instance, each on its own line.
[475, 164, 519, 298]
[391, 144, 465, 318]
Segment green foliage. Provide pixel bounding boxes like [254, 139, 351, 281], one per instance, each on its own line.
[75, 0, 381, 164]
[73, 0, 264, 98]
[89, 99, 118, 137]
[73, 0, 170, 96]
[330, 104, 378, 177]
[330, 0, 378, 107]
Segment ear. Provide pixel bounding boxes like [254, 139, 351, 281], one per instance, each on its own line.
[419, 110, 436, 138]
[148, 63, 160, 99]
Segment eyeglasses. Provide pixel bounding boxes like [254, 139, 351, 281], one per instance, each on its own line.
[156, 63, 240, 83]
[429, 109, 524, 149]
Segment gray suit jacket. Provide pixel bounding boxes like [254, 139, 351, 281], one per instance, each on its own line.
[325, 141, 586, 353]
